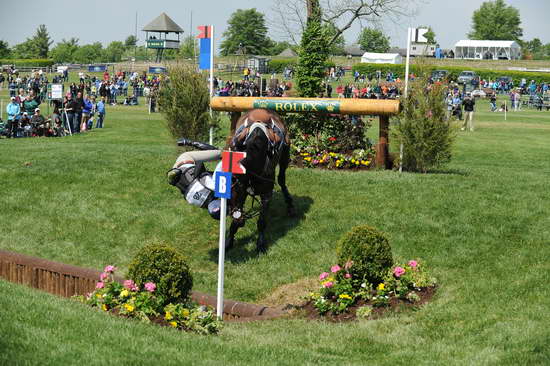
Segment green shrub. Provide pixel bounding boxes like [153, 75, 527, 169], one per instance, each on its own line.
[336, 225, 393, 286]
[392, 68, 458, 173]
[352, 62, 550, 84]
[158, 63, 210, 141]
[0, 59, 54, 67]
[128, 242, 193, 305]
[268, 59, 297, 73]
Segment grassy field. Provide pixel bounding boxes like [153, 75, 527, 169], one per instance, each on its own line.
[1, 83, 550, 364]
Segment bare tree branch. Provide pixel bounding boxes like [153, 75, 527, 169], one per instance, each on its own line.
[270, 0, 419, 47]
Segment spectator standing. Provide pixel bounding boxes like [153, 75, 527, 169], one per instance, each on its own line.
[81, 95, 93, 132]
[490, 94, 497, 112]
[6, 96, 20, 138]
[23, 95, 39, 115]
[462, 94, 476, 132]
[74, 92, 84, 133]
[96, 96, 106, 128]
[65, 94, 77, 134]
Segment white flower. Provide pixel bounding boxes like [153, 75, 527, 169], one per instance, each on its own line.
[361, 283, 367, 288]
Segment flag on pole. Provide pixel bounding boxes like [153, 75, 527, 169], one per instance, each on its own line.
[197, 25, 213, 70]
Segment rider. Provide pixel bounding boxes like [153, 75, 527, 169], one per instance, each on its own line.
[167, 139, 224, 220]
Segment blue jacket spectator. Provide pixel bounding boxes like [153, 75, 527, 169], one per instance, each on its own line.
[7, 97, 21, 120]
[83, 98, 93, 114]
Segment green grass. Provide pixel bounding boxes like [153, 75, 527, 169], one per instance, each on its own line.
[1, 86, 550, 364]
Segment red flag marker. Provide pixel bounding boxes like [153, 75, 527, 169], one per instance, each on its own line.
[222, 151, 246, 175]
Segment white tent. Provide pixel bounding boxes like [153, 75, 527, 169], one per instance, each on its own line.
[454, 40, 521, 60]
[360, 52, 403, 64]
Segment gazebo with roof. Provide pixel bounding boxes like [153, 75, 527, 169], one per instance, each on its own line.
[143, 12, 184, 62]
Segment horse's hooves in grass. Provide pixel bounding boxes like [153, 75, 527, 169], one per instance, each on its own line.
[256, 238, 267, 253]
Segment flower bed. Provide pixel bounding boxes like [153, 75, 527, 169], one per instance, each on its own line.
[289, 114, 375, 170]
[75, 266, 222, 335]
[302, 260, 437, 321]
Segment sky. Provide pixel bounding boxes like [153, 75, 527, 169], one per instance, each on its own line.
[1, 0, 549, 52]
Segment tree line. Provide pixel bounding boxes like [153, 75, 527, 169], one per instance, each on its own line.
[1, 1, 549, 62]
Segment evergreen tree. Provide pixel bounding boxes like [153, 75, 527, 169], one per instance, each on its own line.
[295, 1, 330, 97]
[32, 24, 53, 58]
[468, 0, 523, 41]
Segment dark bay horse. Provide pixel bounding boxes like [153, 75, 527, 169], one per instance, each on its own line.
[227, 109, 295, 253]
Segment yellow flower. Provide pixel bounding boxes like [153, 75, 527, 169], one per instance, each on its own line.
[181, 309, 190, 318]
[124, 303, 135, 312]
[339, 294, 352, 300]
[101, 304, 108, 312]
[304, 157, 312, 162]
[119, 289, 129, 298]
[96, 293, 102, 299]
[165, 312, 173, 320]
[169, 321, 178, 328]
[329, 152, 336, 157]
[377, 283, 385, 291]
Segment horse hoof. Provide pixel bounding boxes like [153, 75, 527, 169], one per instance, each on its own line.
[256, 239, 267, 253]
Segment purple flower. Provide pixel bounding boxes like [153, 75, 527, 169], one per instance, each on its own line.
[323, 281, 334, 288]
[144, 282, 156, 293]
[345, 273, 352, 279]
[331, 265, 341, 273]
[393, 267, 406, 278]
[103, 265, 116, 273]
[99, 273, 109, 281]
[95, 282, 104, 289]
[408, 260, 418, 269]
[319, 272, 330, 281]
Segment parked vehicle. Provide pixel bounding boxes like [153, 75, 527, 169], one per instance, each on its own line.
[471, 89, 487, 98]
[431, 70, 448, 81]
[458, 71, 478, 84]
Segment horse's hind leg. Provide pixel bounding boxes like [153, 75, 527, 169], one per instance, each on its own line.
[256, 193, 272, 253]
[278, 144, 296, 216]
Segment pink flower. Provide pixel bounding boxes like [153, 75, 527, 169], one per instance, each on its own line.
[393, 267, 406, 278]
[99, 273, 109, 281]
[96, 282, 104, 289]
[331, 265, 341, 273]
[345, 273, 352, 279]
[323, 281, 334, 288]
[144, 282, 156, 293]
[344, 261, 353, 270]
[103, 265, 116, 273]
[408, 260, 418, 269]
[123, 280, 138, 291]
[319, 272, 330, 281]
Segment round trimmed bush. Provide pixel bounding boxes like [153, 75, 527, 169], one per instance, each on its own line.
[128, 243, 193, 305]
[336, 225, 393, 285]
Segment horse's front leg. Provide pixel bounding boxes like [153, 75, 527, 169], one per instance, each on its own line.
[256, 192, 272, 253]
[227, 183, 247, 250]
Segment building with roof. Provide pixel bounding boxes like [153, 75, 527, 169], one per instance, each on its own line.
[454, 40, 521, 60]
[142, 13, 184, 62]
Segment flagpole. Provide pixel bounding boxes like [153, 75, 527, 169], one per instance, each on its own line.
[400, 27, 412, 174]
[209, 26, 215, 145]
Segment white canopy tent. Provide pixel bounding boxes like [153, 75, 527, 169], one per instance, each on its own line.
[360, 52, 403, 64]
[454, 40, 521, 60]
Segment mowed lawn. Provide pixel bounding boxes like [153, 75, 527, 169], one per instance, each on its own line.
[1, 90, 550, 365]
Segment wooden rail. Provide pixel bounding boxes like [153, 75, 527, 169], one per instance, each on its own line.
[0, 249, 284, 321]
[212, 96, 401, 169]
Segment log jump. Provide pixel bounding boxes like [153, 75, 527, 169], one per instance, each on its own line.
[210, 97, 401, 169]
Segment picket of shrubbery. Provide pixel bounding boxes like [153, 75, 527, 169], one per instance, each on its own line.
[307, 225, 437, 317]
[76, 242, 222, 335]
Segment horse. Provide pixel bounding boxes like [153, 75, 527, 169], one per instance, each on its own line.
[227, 108, 295, 253]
